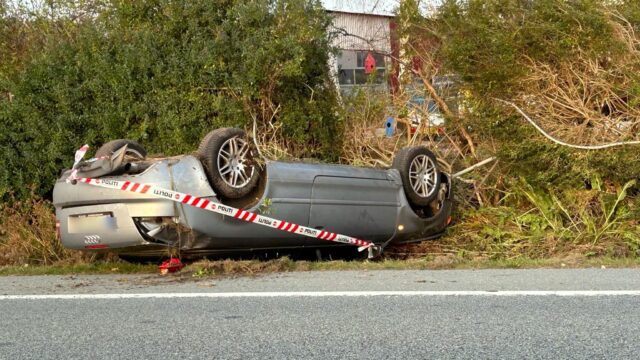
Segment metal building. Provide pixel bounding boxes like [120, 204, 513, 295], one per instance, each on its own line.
[328, 10, 399, 93]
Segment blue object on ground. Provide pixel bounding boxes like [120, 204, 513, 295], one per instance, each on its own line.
[385, 117, 396, 137]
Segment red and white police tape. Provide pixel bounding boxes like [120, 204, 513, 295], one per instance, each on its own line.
[68, 146, 376, 252]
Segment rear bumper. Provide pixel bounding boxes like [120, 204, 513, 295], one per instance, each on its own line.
[53, 155, 215, 251]
[57, 203, 151, 250]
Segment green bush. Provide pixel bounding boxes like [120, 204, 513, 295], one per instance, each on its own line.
[445, 177, 640, 259]
[415, 1, 640, 258]
[438, 0, 620, 97]
[436, 0, 640, 187]
[0, 0, 340, 200]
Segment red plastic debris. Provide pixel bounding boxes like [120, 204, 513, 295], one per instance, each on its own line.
[159, 258, 184, 275]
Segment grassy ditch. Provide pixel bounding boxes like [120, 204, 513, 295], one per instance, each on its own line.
[1, 195, 639, 276]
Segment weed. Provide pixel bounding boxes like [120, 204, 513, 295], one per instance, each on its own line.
[440, 178, 640, 259]
[192, 267, 211, 278]
[0, 197, 88, 266]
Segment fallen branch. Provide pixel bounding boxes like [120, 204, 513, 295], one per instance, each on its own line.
[453, 157, 497, 178]
[495, 98, 640, 150]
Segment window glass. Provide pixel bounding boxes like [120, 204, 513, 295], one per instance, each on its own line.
[373, 53, 386, 67]
[354, 68, 386, 85]
[356, 51, 386, 68]
[375, 68, 386, 82]
[354, 69, 367, 84]
[337, 51, 387, 87]
[356, 52, 365, 68]
[338, 69, 355, 85]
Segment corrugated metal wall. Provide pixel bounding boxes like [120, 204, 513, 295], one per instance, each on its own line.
[330, 12, 391, 53]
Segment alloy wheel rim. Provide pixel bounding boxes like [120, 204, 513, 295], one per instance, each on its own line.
[217, 137, 254, 188]
[409, 155, 437, 198]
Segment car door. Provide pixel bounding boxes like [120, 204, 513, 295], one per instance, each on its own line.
[182, 172, 314, 250]
[307, 176, 399, 245]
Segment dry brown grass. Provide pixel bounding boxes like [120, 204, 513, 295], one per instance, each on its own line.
[187, 257, 303, 277]
[250, 119, 297, 162]
[339, 94, 402, 168]
[0, 198, 88, 266]
[337, 87, 466, 173]
[518, 56, 640, 145]
[513, 14, 640, 146]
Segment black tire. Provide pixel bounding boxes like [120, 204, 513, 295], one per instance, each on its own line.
[197, 128, 260, 199]
[392, 146, 441, 206]
[95, 139, 147, 159]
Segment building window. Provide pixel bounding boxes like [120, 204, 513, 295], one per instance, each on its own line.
[338, 68, 355, 85]
[337, 50, 386, 86]
[356, 52, 385, 69]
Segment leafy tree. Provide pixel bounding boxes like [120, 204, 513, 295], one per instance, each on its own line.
[0, 0, 340, 200]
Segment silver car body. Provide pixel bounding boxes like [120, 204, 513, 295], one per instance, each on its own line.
[53, 155, 453, 256]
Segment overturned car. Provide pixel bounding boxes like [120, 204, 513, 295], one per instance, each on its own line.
[53, 128, 453, 258]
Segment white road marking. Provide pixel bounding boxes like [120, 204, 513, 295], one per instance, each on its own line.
[1, 290, 640, 300]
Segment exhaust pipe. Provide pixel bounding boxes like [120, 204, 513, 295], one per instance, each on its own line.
[123, 162, 151, 174]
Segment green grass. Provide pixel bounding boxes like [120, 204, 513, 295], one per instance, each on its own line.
[1, 256, 639, 277]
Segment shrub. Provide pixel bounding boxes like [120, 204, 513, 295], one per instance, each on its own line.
[0, 0, 340, 201]
[436, 0, 640, 187]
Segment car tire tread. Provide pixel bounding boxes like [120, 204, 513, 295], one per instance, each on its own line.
[95, 139, 147, 159]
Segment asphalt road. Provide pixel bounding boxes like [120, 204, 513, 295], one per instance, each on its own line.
[1, 269, 639, 359]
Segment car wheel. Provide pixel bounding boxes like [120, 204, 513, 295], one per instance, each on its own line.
[392, 146, 441, 206]
[197, 128, 260, 199]
[95, 139, 147, 160]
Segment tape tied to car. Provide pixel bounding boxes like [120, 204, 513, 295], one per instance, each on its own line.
[67, 147, 376, 252]
[69, 144, 90, 181]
